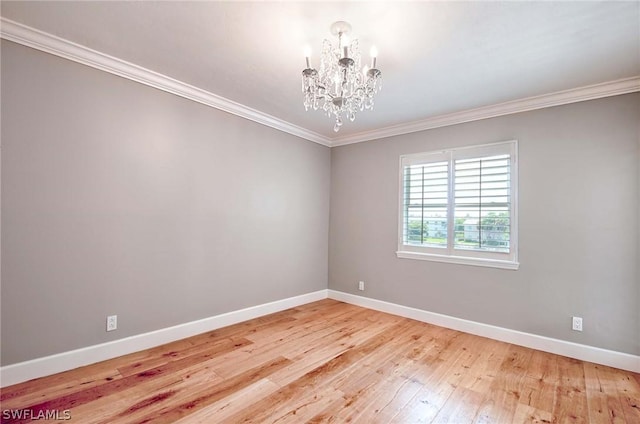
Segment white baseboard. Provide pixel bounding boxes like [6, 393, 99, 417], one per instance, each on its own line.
[328, 290, 640, 373]
[0, 289, 328, 387]
[3, 288, 637, 387]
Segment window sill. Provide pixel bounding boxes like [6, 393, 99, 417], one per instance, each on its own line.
[396, 250, 519, 270]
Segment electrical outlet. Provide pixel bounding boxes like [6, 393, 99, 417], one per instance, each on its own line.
[572, 316, 583, 332]
[106, 315, 118, 332]
[358, 281, 365, 291]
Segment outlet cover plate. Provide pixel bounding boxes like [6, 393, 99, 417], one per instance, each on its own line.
[572, 316, 583, 332]
[107, 315, 118, 332]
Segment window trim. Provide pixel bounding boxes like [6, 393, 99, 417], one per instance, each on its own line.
[396, 140, 519, 270]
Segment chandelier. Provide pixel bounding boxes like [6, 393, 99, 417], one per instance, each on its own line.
[302, 21, 382, 132]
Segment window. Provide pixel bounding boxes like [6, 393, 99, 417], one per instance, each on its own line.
[397, 140, 518, 269]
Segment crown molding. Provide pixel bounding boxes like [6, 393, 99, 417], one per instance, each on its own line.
[2, 18, 637, 149]
[0, 18, 332, 147]
[331, 76, 640, 146]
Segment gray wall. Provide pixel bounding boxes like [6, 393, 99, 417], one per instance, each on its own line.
[1, 40, 330, 365]
[2, 39, 638, 367]
[329, 93, 640, 355]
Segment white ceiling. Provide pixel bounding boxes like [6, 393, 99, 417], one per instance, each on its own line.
[2, 1, 639, 142]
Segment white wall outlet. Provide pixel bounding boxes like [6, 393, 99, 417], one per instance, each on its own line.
[106, 315, 118, 332]
[572, 316, 583, 332]
[358, 281, 365, 291]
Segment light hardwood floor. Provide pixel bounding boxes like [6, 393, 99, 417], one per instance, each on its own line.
[1, 299, 639, 423]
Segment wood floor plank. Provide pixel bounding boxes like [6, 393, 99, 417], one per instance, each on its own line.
[316, 323, 444, 423]
[0, 368, 122, 411]
[228, 385, 346, 424]
[584, 361, 631, 424]
[221, 320, 421, 423]
[432, 386, 485, 423]
[1, 299, 638, 424]
[130, 356, 291, 424]
[511, 402, 556, 423]
[355, 327, 456, 423]
[609, 365, 640, 423]
[116, 336, 251, 377]
[211, 308, 377, 380]
[389, 332, 485, 423]
[310, 321, 437, 423]
[457, 335, 511, 395]
[268, 309, 405, 388]
[553, 355, 590, 423]
[519, 349, 560, 415]
[473, 344, 534, 423]
[77, 365, 219, 424]
[171, 379, 281, 424]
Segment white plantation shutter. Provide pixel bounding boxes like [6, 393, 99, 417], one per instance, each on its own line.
[454, 154, 511, 253]
[403, 161, 449, 248]
[398, 141, 518, 269]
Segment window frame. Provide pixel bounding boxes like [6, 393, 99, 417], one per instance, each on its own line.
[396, 140, 519, 270]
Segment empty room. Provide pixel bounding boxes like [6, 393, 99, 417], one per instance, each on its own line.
[1, 1, 639, 423]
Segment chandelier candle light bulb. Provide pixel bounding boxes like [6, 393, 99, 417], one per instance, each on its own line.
[304, 46, 311, 68]
[301, 21, 382, 132]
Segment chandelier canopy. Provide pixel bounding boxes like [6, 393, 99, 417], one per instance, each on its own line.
[302, 21, 382, 132]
